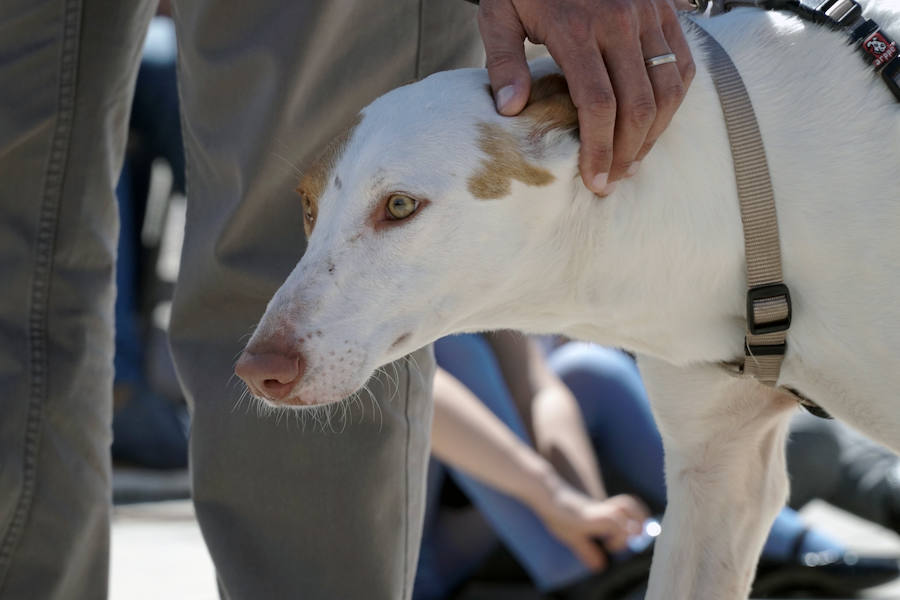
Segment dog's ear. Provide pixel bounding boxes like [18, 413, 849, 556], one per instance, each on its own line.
[519, 74, 578, 139]
[467, 76, 574, 200]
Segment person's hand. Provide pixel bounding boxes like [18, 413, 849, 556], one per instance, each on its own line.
[534, 483, 651, 571]
[477, 0, 695, 195]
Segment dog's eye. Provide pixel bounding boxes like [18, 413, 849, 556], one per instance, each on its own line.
[301, 197, 315, 226]
[386, 194, 418, 220]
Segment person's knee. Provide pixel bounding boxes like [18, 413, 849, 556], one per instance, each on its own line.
[434, 333, 495, 367]
[549, 343, 643, 398]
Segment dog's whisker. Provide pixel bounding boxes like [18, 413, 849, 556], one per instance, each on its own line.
[231, 385, 251, 413]
[362, 384, 383, 433]
[269, 150, 305, 179]
[335, 400, 348, 434]
[389, 362, 401, 403]
[404, 353, 429, 392]
[324, 402, 336, 434]
[349, 391, 365, 425]
[274, 405, 287, 427]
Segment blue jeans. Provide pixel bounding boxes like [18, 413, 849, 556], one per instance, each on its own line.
[416, 335, 592, 598]
[415, 335, 828, 598]
[114, 16, 184, 387]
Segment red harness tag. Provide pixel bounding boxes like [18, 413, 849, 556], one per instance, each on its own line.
[862, 30, 898, 69]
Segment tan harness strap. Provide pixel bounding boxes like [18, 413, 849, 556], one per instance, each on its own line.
[684, 16, 791, 386]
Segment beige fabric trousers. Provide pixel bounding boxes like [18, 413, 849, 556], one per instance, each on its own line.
[0, 1, 482, 598]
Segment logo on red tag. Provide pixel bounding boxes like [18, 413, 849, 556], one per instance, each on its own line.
[863, 31, 897, 68]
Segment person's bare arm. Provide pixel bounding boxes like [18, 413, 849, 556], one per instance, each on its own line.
[432, 366, 649, 569]
[432, 366, 557, 507]
[477, 0, 695, 194]
[484, 331, 606, 500]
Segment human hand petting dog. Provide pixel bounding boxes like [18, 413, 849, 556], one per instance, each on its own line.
[477, 0, 695, 195]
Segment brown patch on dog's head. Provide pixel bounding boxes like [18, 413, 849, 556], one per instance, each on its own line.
[520, 74, 578, 138]
[468, 74, 578, 200]
[468, 123, 556, 199]
[297, 113, 363, 237]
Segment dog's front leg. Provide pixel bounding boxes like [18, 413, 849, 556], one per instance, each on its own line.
[638, 357, 797, 600]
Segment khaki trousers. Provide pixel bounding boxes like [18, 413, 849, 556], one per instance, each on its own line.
[0, 1, 482, 598]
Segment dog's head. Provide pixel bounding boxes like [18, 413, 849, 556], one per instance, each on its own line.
[236, 60, 582, 406]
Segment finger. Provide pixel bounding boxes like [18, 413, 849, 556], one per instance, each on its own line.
[569, 537, 609, 571]
[609, 494, 651, 522]
[635, 9, 694, 163]
[598, 518, 631, 551]
[478, 0, 532, 115]
[661, 4, 696, 86]
[603, 41, 657, 182]
[547, 38, 616, 195]
[587, 508, 631, 550]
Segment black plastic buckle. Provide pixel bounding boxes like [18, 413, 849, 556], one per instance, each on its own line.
[746, 283, 792, 335]
[745, 339, 787, 356]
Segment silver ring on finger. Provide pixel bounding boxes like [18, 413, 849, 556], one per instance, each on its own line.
[644, 53, 677, 68]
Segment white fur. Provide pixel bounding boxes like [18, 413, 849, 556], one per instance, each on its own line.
[245, 4, 900, 598]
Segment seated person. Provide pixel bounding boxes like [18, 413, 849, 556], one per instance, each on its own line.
[415, 333, 900, 599]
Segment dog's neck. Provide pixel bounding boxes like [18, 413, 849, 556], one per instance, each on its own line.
[465, 64, 753, 366]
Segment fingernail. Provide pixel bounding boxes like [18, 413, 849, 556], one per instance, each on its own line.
[496, 84, 517, 114]
[590, 172, 609, 195]
[626, 161, 641, 177]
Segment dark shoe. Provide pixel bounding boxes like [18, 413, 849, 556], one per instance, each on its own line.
[546, 528, 657, 600]
[753, 547, 900, 598]
[546, 552, 652, 600]
[547, 518, 660, 600]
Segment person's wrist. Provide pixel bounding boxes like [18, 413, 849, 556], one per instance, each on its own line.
[520, 454, 567, 517]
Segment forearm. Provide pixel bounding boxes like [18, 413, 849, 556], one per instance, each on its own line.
[484, 331, 607, 498]
[532, 383, 608, 499]
[432, 367, 650, 569]
[431, 367, 563, 513]
[483, 330, 541, 433]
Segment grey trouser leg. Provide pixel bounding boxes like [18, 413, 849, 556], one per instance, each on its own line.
[167, 2, 482, 598]
[0, 1, 154, 598]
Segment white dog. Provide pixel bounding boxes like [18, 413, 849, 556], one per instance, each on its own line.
[236, 3, 900, 598]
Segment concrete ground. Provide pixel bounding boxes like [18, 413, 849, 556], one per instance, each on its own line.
[110, 470, 900, 600]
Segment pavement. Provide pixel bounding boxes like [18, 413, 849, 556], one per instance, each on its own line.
[110, 468, 900, 600]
